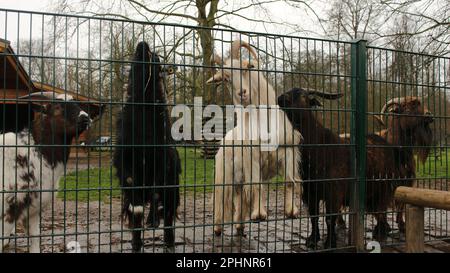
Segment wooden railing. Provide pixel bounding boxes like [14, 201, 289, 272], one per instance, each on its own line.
[394, 187, 450, 253]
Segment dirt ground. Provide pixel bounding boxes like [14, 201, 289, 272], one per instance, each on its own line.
[3, 188, 450, 253]
[3, 156, 449, 253]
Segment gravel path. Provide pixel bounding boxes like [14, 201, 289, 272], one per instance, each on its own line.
[3, 189, 450, 253]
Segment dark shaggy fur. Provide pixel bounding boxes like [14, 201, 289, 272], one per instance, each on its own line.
[113, 41, 181, 252]
[377, 97, 434, 232]
[278, 88, 418, 249]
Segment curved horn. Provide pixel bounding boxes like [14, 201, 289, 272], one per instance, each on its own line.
[305, 89, 343, 100]
[230, 40, 242, 59]
[378, 97, 408, 124]
[230, 40, 259, 61]
[239, 41, 259, 61]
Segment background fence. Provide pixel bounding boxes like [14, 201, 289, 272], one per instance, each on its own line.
[0, 8, 448, 253]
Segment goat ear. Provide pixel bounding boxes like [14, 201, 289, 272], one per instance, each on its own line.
[309, 96, 323, 108]
[29, 102, 47, 114]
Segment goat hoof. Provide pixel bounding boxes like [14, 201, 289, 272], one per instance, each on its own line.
[132, 245, 143, 253]
[235, 227, 246, 237]
[373, 223, 391, 241]
[164, 246, 175, 253]
[324, 236, 337, 249]
[286, 207, 300, 219]
[305, 234, 320, 249]
[131, 240, 143, 253]
[146, 217, 161, 229]
[251, 211, 268, 222]
[336, 217, 347, 229]
[398, 221, 406, 234]
[214, 228, 222, 237]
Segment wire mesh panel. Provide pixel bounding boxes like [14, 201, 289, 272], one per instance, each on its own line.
[366, 46, 449, 247]
[0, 8, 448, 254]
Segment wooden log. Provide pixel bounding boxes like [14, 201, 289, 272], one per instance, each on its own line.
[395, 187, 450, 210]
[405, 204, 424, 253]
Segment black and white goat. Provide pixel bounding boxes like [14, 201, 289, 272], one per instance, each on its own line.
[113, 41, 180, 253]
[0, 92, 92, 253]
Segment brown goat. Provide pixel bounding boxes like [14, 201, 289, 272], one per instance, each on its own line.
[278, 88, 421, 249]
[374, 97, 434, 232]
[338, 97, 434, 232]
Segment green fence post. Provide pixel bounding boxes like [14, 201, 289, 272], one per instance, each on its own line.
[350, 39, 367, 252]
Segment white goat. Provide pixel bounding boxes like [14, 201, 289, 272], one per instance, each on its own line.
[0, 92, 92, 253]
[207, 40, 302, 235]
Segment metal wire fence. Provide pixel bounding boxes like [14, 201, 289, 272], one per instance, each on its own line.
[0, 8, 448, 253]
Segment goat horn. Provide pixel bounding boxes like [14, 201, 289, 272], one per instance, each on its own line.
[230, 40, 242, 59]
[378, 97, 408, 124]
[230, 40, 259, 62]
[305, 89, 343, 100]
[240, 41, 259, 61]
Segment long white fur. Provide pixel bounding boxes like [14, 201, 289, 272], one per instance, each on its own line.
[209, 45, 303, 234]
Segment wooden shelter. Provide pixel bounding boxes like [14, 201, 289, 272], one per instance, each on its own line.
[0, 38, 104, 142]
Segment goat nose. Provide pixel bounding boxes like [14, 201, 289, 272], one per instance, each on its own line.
[78, 113, 92, 129]
[425, 111, 434, 123]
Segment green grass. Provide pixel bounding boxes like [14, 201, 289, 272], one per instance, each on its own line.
[58, 148, 450, 202]
[58, 148, 215, 201]
[416, 150, 450, 180]
[57, 167, 121, 202]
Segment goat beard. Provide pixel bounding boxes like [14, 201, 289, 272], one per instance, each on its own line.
[414, 122, 433, 164]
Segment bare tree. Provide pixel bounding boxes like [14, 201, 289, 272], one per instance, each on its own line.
[51, 0, 316, 103]
[324, 0, 388, 40]
[382, 0, 450, 55]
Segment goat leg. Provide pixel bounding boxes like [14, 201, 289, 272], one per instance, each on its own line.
[26, 214, 41, 253]
[395, 203, 406, 234]
[163, 215, 175, 253]
[233, 186, 245, 236]
[128, 203, 144, 253]
[372, 213, 391, 242]
[305, 195, 321, 249]
[163, 188, 176, 253]
[283, 147, 300, 219]
[245, 158, 267, 221]
[336, 206, 347, 229]
[324, 200, 338, 249]
[0, 219, 14, 253]
[146, 192, 161, 228]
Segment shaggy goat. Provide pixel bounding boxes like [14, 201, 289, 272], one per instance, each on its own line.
[278, 88, 418, 249]
[375, 97, 434, 233]
[207, 41, 302, 236]
[113, 41, 181, 252]
[0, 92, 92, 253]
[337, 97, 434, 233]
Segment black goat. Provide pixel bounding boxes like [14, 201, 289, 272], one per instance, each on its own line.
[278, 88, 407, 249]
[113, 41, 180, 253]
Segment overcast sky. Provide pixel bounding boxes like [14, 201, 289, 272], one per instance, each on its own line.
[0, 0, 325, 37]
[0, 0, 48, 12]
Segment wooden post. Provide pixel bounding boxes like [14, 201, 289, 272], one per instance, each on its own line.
[405, 204, 424, 253]
[395, 187, 450, 253]
[395, 187, 450, 210]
